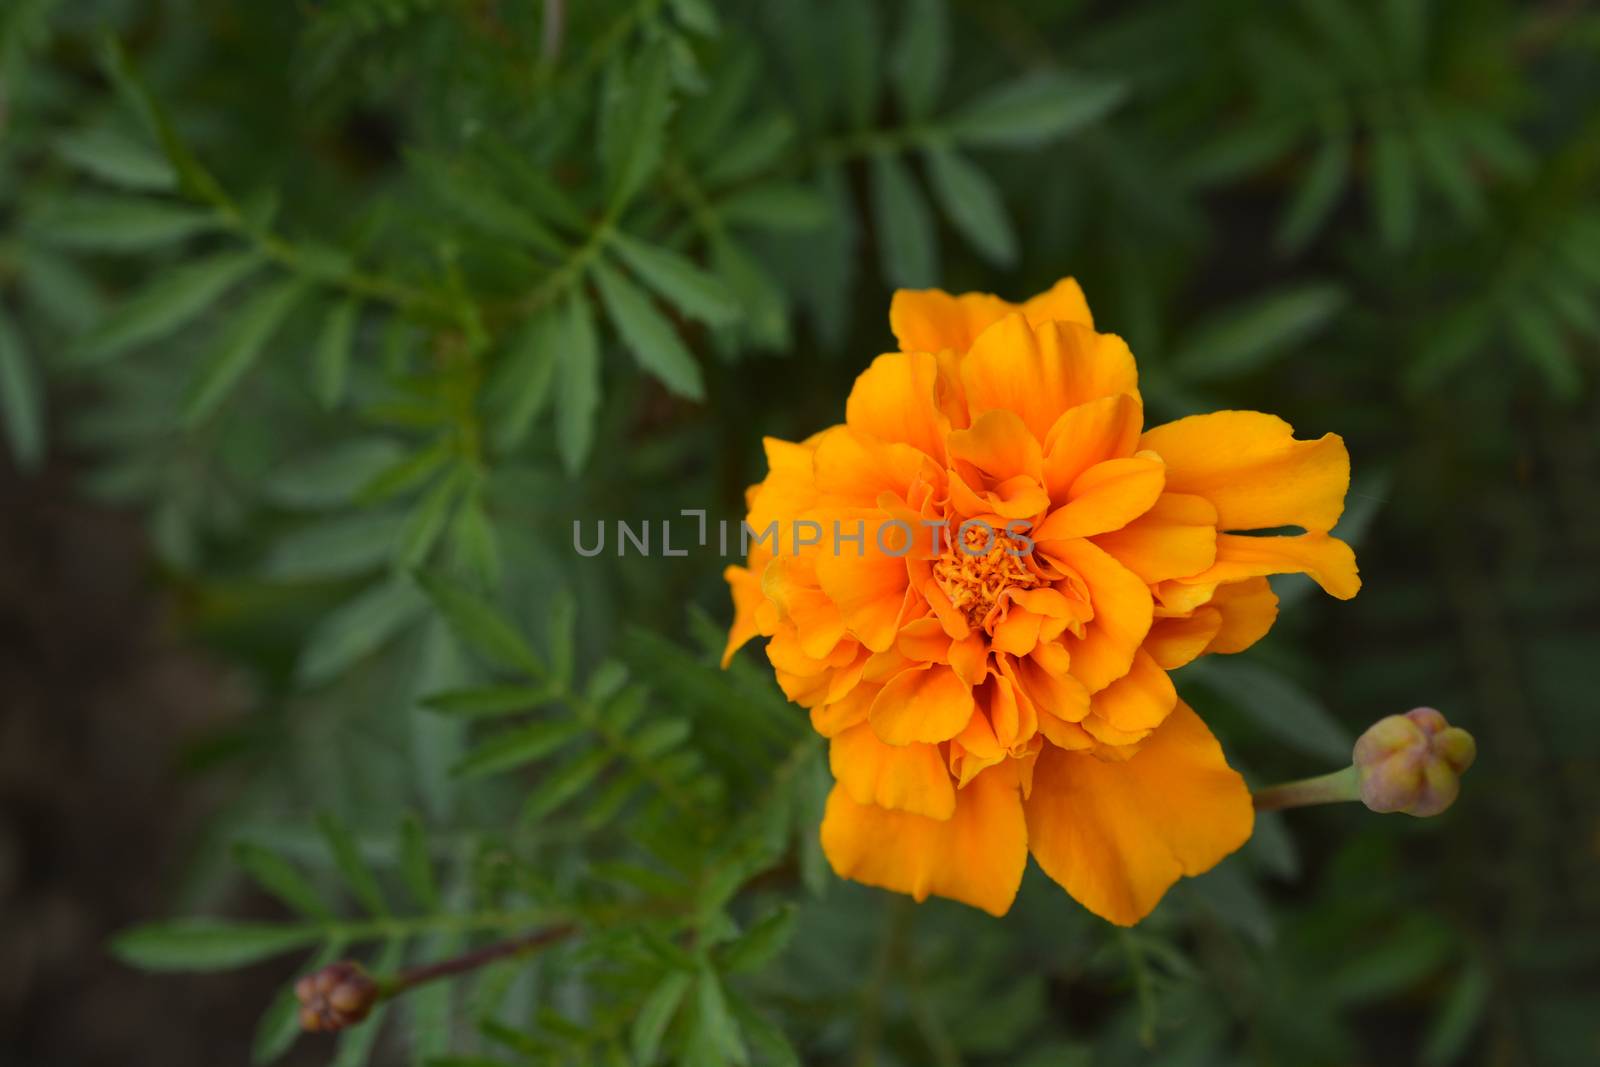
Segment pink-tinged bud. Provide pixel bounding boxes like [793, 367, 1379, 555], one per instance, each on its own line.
[295, 961, 380, 1032]
[1354, 707, 1476, 817]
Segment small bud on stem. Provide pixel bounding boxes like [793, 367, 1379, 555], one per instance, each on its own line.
[1252, 707, 1476, 817]
[295, 961, 379, 1033]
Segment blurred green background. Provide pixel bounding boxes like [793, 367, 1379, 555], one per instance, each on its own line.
[1, 1, 1597, 1065]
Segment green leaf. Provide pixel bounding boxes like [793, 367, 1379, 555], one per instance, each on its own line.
[609, 232, 740, 326]
[398, 813, 442, 912]
[730, 998, 800, 1067]
[712, 237, 789, 349]
[316, 810, 390, 917]
[1370, 125, 1416, 249]
[703, 114, 795, 186]
[591, 259, 705, 400]
[1276, 125, 1351, 255]
[98, 36, 226, 204]
[1188, 659, 1352, 762]
[892, 0, 948, 119]
[112, 919, 320, 972]
[35, 194, 219, 250]
[263, 439, 404, 509]
[924, 147, 1017, 267]
[182, 278, 308, 426]
[716, 183, 831, 231]
[668, 0, 720, 34]
[632, 970, 692, 1066]
[394, 467, 466, 570]
[422, 683, 560, 717]
[601, 42, 675, 210]
[359, 436, 453, 504]
[18, 247, 103, 329]
[1414, 111, 1484, 223]
[487, 308, 560, 453]
[1183, 117, 1300, 188]
[313, 298, 359, 410]
[415, 570, 545, 677]
[451, 493, 503, 588]
[521, 749, 611, 822]
[233, 843, 332, 921]
[1171, 283, 1346, 381]
[1404, 305, 1492, 393]
[1508, 304, 1581, 400]
[869, 153, 937, 288]
[1421, 958, 1490, 1066]
[452, 719, 585, 780]
[720, 904, 797, 973]
[56, 125, 176, 191]
[0, 309, 44, 472]
[547, 590, 578, 686]
[557, 291, 602, 475]
[838, 1, 880, 129]
[410, 152, 563, 256]
[945, 73, 1126, 147]
[295, 577, 427, 685]
[73, 248, 263, 365]
[692, 966, 749, 1066]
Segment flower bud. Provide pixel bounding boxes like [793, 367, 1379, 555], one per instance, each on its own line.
[296, 961, 380, 1032]
[1353, 707, 1476, 817]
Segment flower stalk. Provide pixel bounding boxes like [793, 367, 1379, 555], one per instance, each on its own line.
[1251, 766, 1361, 812]
[1251, 707, 1477, 818]
[297, 923, 578, 1033]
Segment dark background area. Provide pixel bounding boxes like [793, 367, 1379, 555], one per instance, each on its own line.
[3, 1, 1600, 1065]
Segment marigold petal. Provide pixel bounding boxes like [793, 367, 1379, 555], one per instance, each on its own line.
[1018, 277, 1096, 331]
[845, 351, 948, 461]
[1005, 650, 1091, 725]
[1139, 411, 1350, 533]
[895, 615, 952, 663]
[1090, 491, 1219, 585]
[950, 708, 1006, 786]
[1036, 455, 1165, 541]
[814, 529, 911, 653]
[820, 762, 1028, 916]
[722, 559, 768, 667]
[890, 289, 1016, 354]
[1025, 701, 1254, 926]
[991, 608, 1042, 657]
[831, 723, 956, 819]
[963, 315, 1140, 443]
[814, 426, 937, 507]
[1144, 609, 1222, 670]
[1042, 538, 1154, 692]
[1185, 532, 1360, 600]
[947, 408, 1044, 484]
[762, 556, 847, 660]
[1042, 393, 1143, 501]
[811, 683, 875, 737]
[746, 436, 821, 534]
[1088, 649, 1177, 737]
[869, 664, 976, 745]
[889, 278, 1095, 356]
[1205, 577, 1280, 654]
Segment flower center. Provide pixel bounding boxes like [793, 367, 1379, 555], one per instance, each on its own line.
[932, 524, 1042, 630]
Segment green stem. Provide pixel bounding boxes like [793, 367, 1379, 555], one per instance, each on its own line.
[1251, 765, 1361, 812]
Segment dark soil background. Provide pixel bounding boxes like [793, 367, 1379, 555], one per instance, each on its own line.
[0, 457, 316, 1066]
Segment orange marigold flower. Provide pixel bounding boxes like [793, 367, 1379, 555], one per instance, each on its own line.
[723, 277, 1359, 925]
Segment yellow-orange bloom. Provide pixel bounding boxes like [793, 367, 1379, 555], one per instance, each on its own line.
[724, 277, 1359, 925]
